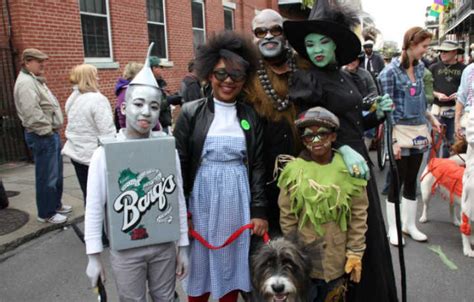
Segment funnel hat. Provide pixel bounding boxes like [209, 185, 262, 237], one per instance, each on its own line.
[284, 0, 361, 66]
[130, 43, 160, 90]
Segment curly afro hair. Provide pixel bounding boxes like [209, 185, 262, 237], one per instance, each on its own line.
[194, 30, 259, 82]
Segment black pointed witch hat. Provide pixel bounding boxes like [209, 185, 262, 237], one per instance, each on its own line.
[284, 0, 361, 66]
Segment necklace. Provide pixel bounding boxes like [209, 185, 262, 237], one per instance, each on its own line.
[257, 51, 297, 111]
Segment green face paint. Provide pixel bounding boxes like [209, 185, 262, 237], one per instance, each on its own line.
[241, 119, 250, 131]
[304, 33, 337, 68]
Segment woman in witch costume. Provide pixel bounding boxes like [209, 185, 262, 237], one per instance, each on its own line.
[284, 1, 398, 301]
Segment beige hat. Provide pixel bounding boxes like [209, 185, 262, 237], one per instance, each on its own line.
[433, 40, 464, 54]
[22, 48, 48, 61]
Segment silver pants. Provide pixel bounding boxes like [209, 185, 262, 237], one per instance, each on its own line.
[110, 242, 176, 302]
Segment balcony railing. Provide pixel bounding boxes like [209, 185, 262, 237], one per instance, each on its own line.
[445, 0, 474, 32]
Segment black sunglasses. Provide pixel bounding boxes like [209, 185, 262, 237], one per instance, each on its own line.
[301, 132, 332, 143]
[253, 25, 283, 39]
[212, 68, 246, 82]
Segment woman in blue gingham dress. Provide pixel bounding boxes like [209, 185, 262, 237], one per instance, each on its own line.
[187, 132, 252, 299]
[174, 31, 268, 302]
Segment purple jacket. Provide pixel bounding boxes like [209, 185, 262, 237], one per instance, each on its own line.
[115, 78, 130, 129]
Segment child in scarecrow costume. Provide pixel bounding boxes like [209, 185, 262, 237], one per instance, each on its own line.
[278, 106, 368, 302]
[84, 44, 189, 301]
[284, 1, 397, 301]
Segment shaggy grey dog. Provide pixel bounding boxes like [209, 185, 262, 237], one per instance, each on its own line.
[251, 236, 320, 302]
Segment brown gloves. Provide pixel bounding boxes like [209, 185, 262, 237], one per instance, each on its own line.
[344, 255, 362, 283]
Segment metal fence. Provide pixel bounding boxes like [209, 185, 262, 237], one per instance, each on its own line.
[0, 46, 28, 164]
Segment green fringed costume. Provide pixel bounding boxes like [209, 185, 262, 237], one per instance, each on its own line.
[277, 151, 369, 281]
[278, 152, 366, 235]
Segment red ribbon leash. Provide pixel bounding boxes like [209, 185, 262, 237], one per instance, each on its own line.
[189, 223, 270, 250]
[428, 127, 445, 161]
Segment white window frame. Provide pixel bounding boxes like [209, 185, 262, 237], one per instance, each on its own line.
[222, 0, 236, 9]
[147, 0, 169, 61]
[223, 7, 234, 30]
[192, 0, 206, 49]
[80, 0, 114, 64]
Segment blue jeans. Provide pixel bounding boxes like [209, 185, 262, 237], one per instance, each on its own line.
[434, 116, 454, 158]
[24, 131, 63, 218]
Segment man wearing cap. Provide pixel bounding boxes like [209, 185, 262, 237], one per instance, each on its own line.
[149, 56, 172, 133]
[13, 48, 71, 224]
[360, 40, 385, 77]
[430, 40, 466, 158]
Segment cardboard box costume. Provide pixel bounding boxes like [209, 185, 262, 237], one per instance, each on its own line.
[100, 135, 180, 250]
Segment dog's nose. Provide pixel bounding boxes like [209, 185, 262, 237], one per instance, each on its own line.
[271, 283, 285, 293]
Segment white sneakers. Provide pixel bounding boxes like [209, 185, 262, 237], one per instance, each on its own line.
[37, 213, 68, 224]
[37, 204, 73, 224]
[56, 205, 73, 214]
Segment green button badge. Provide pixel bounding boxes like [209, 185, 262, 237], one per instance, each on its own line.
[241, 119, 250, 131]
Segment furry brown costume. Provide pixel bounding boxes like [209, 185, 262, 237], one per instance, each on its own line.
[244, 54, 311, 132]
[243, 52, 310, 235]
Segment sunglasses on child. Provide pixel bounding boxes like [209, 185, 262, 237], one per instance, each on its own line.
[301, 130, 333, 143]
[253, 25, 283, 39]
[212, 68, 247, 82]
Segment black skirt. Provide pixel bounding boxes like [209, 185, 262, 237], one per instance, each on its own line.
[346, 167, 398, 302]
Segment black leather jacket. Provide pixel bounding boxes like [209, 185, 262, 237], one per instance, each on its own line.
[173, 95, 267, 219]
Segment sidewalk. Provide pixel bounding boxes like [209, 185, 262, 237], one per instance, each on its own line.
[0, 158, 84, 254]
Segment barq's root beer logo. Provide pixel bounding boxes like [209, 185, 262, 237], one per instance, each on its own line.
[114, 168, 176, 235]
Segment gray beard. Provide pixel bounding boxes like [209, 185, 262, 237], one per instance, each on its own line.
[259, 41, 284, 59]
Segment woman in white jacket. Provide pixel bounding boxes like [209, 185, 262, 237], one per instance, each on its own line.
[62, 64, 116, 203]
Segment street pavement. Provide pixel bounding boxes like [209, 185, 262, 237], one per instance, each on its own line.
[0, 159, 84, 254]
[1, 153, 474, 301]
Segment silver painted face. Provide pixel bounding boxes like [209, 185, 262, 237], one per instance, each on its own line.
[253, 12, 285, 59]
[123, 85, 162, 138]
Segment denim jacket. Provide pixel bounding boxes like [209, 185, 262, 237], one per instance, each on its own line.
[379, 58, 428, 125]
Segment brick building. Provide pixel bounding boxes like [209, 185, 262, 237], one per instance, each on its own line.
[7, 0, 282, 104]
[2, 0, 312, 162]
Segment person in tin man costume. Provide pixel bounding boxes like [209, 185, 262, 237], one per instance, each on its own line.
[278, 106, 368, 302]
[284, 0, 397, 301]
[84, 44, 189, 301]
